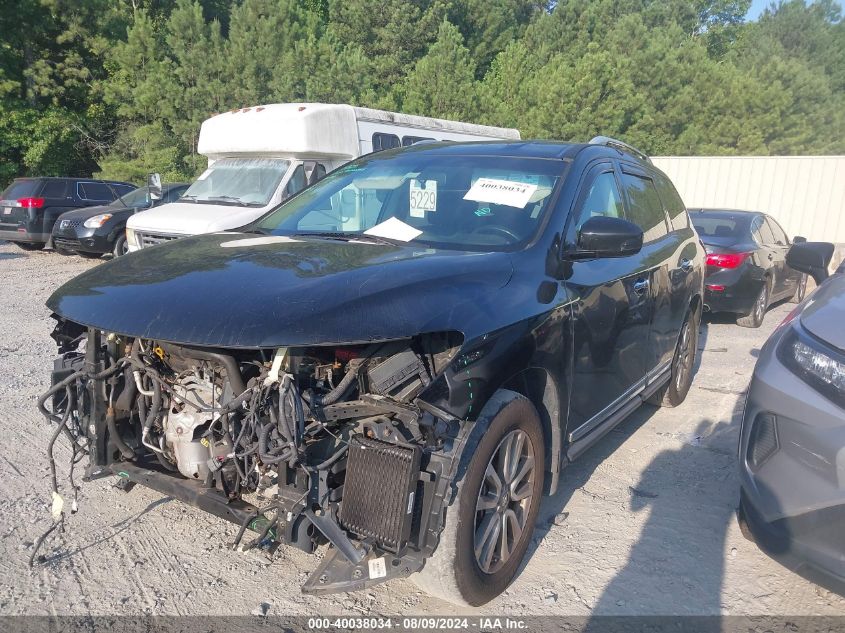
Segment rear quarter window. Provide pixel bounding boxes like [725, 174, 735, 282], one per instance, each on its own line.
[39, 180, 68, 199]
[2, 179, 41, 200]
[655, 174, 688, 230]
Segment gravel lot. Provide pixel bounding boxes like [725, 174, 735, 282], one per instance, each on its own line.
[1, 239, 843, 617]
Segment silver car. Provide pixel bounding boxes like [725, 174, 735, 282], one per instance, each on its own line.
[738, 241, 845, 593]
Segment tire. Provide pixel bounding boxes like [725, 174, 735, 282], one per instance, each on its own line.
[112, 235, 128, 258]
[790, 274, 807, 304]
[646, 304, 700, 407]
[12, 241, 42, 251]
[737, 279, 769, 328]
[77, 251, 103, 259]
[413, 390, 545, 606]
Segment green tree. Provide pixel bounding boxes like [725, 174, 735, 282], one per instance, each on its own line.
[402, 20, 479, 120]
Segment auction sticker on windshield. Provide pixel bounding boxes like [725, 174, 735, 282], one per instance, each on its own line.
[464, 177, 537, 208]
[409, 179, 437, 218]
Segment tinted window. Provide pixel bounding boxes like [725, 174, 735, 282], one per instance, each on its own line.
[114, 184, 135, 197]
[751, 216, 764, 244]
[1, 179, 40, 199]
[402, 136, 434, 146]
[40, 180, 67, 199]
[372, 133, 400, 152]
[655, 174, 687, 230]
[691, 217, 741, 238]
[308, 163, 327, 186]
[766, 217, 788, 245]
[79, 182, 114, 201]
[572, 170, 623, 235]
[620, 172, 668, 243]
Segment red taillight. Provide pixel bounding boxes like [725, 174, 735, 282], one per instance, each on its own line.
[705, 252, 748, 268]
[18, 197, 44, 209]
[706, 284, 725, 292]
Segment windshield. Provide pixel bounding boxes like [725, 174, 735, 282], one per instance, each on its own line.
[181, 158, 290, 207]
[254, 152, 563, 251]
[116, 186, 152, 207]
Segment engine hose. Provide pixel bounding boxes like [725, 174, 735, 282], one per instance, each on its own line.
[258, 423, 292, 465]
[158, 343, 247, 396]
[301, 359, 362, 407]
[106, 405, 134, 459]
[155, 451, 178, 471]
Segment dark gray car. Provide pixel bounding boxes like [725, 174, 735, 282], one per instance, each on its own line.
[738, 241, 845, 594]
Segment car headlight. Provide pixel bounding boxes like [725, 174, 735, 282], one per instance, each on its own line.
[83, 213, 113, 228]
[779, 326, 845, 408]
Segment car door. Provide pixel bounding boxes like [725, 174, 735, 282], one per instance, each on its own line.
[754, 216, 782, 292]
[564, 163, 655, 443]
[645, 170, 694, 376]
[765, 216, 797, 297]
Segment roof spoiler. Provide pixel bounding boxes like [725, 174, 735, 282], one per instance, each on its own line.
[589, 136, 652, 164]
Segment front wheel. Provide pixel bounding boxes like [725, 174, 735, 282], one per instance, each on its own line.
[647, 304, 700, 407]
[112, 234, 128, 257]
[413, 391, 545, 606]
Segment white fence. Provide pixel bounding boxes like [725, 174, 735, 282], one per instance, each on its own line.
[652, 156, 845, 243]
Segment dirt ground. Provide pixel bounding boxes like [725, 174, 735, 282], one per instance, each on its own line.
[0, 240, 843, 617]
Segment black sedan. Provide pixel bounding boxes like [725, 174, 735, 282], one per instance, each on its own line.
[690, 209, 806, 328]
[51, 183, 188, 258]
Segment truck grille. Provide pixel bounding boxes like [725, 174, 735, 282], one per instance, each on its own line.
[339, 436, 421, 552]
[137, 232, 181, 248]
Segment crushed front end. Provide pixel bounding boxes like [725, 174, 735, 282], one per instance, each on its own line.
[37, 318, 468, 594]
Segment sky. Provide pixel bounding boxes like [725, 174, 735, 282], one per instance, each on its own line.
[746, 0, 773, 21]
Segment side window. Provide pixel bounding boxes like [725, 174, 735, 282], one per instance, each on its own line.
[78, 182, 113, 201]
[114, 184, 135, 198]
[284, 165, 308, 198]
[39, 180, 67, 199]
[372, 133, 400, 152]
[655, 174, 688, 231]
[164, 187, 185, 203]
[751, 217, 764, 245]
[306, 162, 327, 186]
[620, 172, 669, 243]
[402, 136, 434, 147]
[766, 217, 788, 245]
[571, 170, 624, 236]
[757, 217, 776, 244]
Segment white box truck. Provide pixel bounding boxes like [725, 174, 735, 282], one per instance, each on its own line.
[126, 103, 520, 251]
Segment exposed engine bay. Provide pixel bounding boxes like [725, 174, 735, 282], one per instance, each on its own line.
[36, 318, 467, 593]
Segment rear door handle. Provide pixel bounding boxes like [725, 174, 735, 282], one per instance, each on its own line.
[633, 279, 650, 295]
[680, 258, 693, 272]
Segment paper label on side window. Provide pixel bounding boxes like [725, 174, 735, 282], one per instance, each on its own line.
[409, 179, 437, 218]
[464, 178, 538, 209]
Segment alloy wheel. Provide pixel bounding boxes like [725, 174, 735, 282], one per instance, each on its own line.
[474, 429, 535, 574]
[674, 320, 692, 391]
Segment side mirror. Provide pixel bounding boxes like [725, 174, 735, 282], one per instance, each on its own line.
[786, 241, 834, 285]
[147, 173, 162, 204]
[573, 216, 643, 259]
[793, 235, 807, 244]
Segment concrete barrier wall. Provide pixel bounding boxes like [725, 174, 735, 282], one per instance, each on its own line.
[652, 156, 845, 243]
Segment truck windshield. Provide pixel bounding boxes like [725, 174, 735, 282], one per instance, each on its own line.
[180, 158, 290, 207]
[254, 152, 564, 251]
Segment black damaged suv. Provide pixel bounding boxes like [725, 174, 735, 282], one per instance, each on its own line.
[40, 139, 703, 605]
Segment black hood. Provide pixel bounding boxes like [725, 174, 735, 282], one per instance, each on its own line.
[47, 233, 515, 348]
[57, 202, 120, 220]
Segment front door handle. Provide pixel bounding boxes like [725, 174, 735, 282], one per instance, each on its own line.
[680, 258, 693, 272]
[633, 278, 650, 295]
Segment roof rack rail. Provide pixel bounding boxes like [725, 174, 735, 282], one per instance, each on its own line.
[588, 136, 652, 164]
